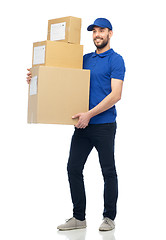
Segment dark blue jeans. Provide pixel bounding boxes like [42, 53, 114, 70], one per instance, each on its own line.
[67, 122, 118, 221]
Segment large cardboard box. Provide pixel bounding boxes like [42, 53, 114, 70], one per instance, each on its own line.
[32, 40, 83, 69]
[47, 16, 81, 44]
[28, 66, 90, 125]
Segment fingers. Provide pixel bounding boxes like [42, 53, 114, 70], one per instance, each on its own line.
[75, 122, 87, 129]
[75, 125, 86, 129]
[27, 68, 32, 76]
[27, 71, 32, 77]
[72, 113, 81, 119]
[26, 76, 31, 80]
[26, 76, 31, 84]
[26, 68, 32, 84]
[26, 79, 30, 84]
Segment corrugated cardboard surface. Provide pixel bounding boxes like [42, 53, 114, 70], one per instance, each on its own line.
[47, 16, 81, 44]
[28, 66, 90, 125]
[32, 40, 83, 69]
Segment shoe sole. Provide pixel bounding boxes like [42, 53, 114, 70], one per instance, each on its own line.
[99, 227, 115, 231]
[58, 226, 86, 231]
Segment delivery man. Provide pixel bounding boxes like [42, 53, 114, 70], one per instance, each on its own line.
[26, 18, 125, 231]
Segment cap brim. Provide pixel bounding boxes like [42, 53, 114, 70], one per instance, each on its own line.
[87, 24, 96, 31]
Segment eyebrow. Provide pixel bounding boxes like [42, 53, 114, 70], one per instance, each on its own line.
[93, 27, 105, 31]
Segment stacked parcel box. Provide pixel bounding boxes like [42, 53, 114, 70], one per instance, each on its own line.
[28, 16, 90, 125]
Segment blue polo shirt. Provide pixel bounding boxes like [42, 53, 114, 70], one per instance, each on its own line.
[83, 48, 125, 124]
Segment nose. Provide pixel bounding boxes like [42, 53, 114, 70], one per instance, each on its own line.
[93, 31, 100, 39]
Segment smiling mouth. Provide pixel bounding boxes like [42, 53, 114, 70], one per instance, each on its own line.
[95, 38, 103, 41]
[94, 39, 103, 44]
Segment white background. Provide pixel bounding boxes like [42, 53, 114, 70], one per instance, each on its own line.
[0, 0, 166, 240]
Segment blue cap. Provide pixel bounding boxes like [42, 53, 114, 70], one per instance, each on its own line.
[87, 18, 113, 31]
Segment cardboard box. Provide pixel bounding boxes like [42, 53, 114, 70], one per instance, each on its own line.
[47, 16, 81, 44]
[28, 66, 90, 125]
[32, 40, 83, 69]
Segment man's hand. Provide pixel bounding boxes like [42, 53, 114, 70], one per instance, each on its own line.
[26, 68, 32, 84]
[72, 112, 91, 129]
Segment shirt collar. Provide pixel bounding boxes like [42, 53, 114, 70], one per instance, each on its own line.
[92, 48, 113, 58]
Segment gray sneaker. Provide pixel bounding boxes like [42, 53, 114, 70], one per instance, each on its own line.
[99, 217, 115, 231]
[57, 217, 87, 231]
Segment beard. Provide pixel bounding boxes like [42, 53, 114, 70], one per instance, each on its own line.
[93, 34, 110, 49]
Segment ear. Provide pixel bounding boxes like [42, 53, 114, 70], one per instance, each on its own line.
[109, 30, 113, 38]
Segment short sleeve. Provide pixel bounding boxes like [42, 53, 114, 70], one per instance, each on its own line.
[83, 54, 87, 69]
[83, 52, 93, 69]
[110, 55, 126, 81]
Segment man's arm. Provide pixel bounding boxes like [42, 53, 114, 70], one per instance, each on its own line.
[72, 78, 123, 128]
[88, 78, 123, 118]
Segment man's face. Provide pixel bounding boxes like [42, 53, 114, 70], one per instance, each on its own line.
[92, 26, 112, 49]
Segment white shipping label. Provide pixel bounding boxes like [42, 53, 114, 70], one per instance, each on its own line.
[30, 76, 38, 96]
[33, 45, 45, 65]
[50, 22, 66, 41]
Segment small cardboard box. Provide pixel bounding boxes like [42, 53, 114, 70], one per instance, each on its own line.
[47, 16, 81, 44]
[32, 40, 83, 69]
[27, 66, 90, 125]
